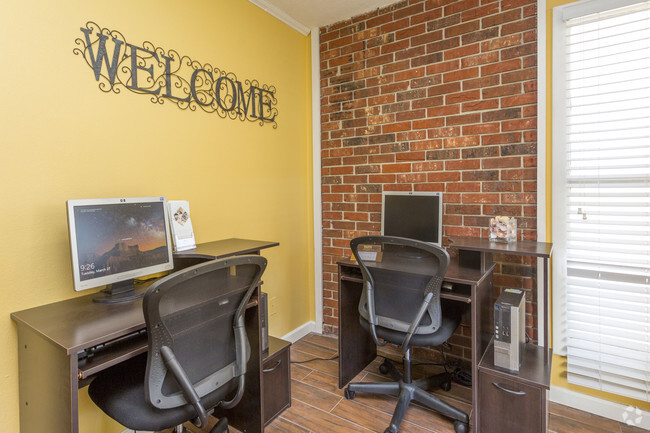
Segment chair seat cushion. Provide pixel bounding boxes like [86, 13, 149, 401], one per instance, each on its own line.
[360, 300, 465, 347]
[88, 353, 237, 432]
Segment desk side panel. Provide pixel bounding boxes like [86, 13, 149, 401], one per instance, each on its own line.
[338, 264, 376, 389]
[17, 324, 78, 433]
[472, 268, 495, 432]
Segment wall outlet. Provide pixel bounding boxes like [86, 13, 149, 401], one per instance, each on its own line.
[269, 296, 278, 317]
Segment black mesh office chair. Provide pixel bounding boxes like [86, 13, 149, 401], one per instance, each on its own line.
[345, 236, 470, 433]
[88, 255, 266, 433]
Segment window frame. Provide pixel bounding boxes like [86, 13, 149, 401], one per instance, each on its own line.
[550, 0, 650, 396]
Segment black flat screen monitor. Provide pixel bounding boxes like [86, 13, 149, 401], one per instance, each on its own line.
[381, 191, 443, 246]
[67, 197, 174, 303]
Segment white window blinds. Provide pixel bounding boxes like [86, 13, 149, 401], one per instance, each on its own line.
[559, 0, 650, 402]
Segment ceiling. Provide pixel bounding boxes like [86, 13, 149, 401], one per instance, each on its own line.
[248, 0, 399, 35]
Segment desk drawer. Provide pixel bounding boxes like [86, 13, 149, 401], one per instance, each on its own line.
[478, 370, 542, 433]
[263, 337, 291, 425]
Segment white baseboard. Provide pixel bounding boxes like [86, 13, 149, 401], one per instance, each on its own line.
[280, 320, 319, 343]
[550, 385, 650, 430]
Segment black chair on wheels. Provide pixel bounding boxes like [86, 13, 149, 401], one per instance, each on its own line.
[88, 255, 267, 433]
[345, 236, 470, 433]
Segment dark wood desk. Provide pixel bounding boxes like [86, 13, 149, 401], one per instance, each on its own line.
[11, 238, 280, 433]
[337, 237, 553, 433]
[337, 253, 495, 389]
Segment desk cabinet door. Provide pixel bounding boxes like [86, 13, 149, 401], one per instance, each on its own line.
[263, 345, 291, 425]
[478, 370, 542, 433]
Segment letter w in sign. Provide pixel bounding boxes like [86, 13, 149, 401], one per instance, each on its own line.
[80, 27, 123, 84]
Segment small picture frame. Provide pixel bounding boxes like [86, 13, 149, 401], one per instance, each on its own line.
[489, 216, 517, 243]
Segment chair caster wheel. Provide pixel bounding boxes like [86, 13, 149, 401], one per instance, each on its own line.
[379, 360, 390, 375]
[344, 388, 355, 399]
[441, 380, 452, 392]
[454, 421, 469, 433]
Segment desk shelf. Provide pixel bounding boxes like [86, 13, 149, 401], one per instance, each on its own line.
[442, 283, 472, 304]
[478, 340, 552, 391]
[77, 332, 147, 380]
[338, 260, 473, 304]
[340, 274, 363, 284]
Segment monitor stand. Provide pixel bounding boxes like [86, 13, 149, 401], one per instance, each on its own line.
[93, 279, 144, 304]
[397, 251, 425, 260]
[389, 244, 425, 260]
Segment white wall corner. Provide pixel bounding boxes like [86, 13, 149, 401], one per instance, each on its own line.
[536, 0, 548, 348]
[311, 27, 323, 334]
[550, 386, 650, 430]
[537, 0, 547, 244]
[248, 0, 311, 35]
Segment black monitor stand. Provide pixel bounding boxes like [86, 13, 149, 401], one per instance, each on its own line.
[93, 279, 144, 303]
[386, 244, 425, 260]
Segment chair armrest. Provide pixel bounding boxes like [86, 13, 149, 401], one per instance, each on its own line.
[220, 320, 247, 409]
[220, 375, 245, 409]
[364, 281, 387, 347]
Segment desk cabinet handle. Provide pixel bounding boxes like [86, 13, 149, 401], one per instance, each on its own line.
[492, 382, 526, 396]
[263, 359, 282, 373]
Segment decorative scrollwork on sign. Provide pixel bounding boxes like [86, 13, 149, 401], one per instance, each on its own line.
[73, 21, 278, 127]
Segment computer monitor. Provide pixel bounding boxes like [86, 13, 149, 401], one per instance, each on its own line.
[67, 197, 174, 303]
[381, 191, 443, 246]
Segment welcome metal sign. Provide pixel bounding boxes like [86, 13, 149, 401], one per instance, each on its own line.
[74, 22, 278, 127]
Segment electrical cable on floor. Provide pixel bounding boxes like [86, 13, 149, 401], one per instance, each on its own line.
[451, 368, 472, 387]
[386, 344, 451, 370]
[441, 344, 450, 374]
[290, 354, 339, 364]
[440, 344, 473, 386]
[378, 346, 472, 388]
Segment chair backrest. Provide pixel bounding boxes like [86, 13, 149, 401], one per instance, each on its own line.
[351, 236, 450, 342]
[142, 255, 266, 414]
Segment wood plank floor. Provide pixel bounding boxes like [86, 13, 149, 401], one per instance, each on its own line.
[171, 333, 648, 433]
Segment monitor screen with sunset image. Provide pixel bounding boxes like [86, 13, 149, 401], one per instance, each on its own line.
[67, 197, 174, 302]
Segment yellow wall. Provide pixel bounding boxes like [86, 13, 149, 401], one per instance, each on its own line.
[546, 0, 650, 412]
[0, 0, 314, 431]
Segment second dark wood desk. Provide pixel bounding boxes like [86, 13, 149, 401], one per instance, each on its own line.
[11, 238, 280, 433]
[337, 253, 495, 414]
[337, 237, 553, 432]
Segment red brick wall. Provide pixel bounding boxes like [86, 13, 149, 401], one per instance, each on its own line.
[319, 0, 539, 357]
